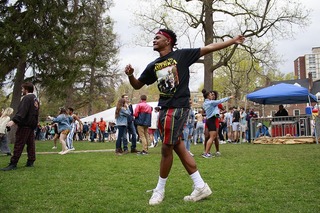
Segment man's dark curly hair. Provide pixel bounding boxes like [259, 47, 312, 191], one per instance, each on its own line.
[159, 29, 177, 46]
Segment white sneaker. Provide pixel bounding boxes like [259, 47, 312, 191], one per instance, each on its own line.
[69, 147, 75, 151]
[52, 146, 57, 149]
[60, 149, 70, 155]
[184, 183, 212, 202]
[148, 189, 165, 205]
[215, 151, 221, 157]
[188, 151, 194, 157]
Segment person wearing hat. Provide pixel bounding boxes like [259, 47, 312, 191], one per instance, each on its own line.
[255, 123, 270, 138]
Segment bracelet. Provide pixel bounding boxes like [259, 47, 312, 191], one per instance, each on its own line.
[126, 72, 133, 77]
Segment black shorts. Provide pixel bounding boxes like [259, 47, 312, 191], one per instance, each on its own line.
[206, 116, 217, 132]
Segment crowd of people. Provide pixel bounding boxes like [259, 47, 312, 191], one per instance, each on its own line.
[20, 96, 281, 158]
[0, 88, 260, 160]
[179, 101, 259, 158]
[1, 28, 246, 206]
[113, 94, 161, 155]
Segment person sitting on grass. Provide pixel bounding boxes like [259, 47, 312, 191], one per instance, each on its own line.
[255, 123, 270, 138]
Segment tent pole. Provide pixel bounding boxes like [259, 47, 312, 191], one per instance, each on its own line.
[308, 95, 318, 144]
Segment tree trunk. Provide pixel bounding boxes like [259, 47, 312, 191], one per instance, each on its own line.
[8, 56, 27, 144]
[10, 57, 27, 112]
[66, 86, 75, 107]
[203, 0, 214, 91]
[88, 65, 96, 115]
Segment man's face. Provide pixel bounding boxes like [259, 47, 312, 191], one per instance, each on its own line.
[21, 87, 27, 96]
[153, 34, 169, 51]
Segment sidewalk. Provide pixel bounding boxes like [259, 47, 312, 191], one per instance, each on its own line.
[35, 149, 115, 155]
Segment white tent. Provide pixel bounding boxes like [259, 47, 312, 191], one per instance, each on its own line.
[80, 101, 159, 124]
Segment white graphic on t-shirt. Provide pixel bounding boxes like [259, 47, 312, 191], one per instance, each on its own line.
[156, 65, 179, 96]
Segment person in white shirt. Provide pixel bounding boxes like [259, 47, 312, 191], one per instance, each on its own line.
[0, 107, 14, 156]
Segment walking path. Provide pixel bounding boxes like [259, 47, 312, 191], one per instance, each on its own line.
[35, 149, 115, 155]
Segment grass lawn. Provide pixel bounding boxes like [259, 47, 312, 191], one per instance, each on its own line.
[1, 140, 320, 213]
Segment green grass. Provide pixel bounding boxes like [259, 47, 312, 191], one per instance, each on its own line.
[1, 140, 320, 213]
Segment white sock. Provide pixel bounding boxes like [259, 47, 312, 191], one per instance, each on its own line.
[155, 176, 167, 192]
[190, 171, 205, 189]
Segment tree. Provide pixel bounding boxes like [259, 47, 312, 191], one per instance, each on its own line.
[211, 49, 295, 108]
[131, 0, 310, 94]
[212, 50, 260, 105]
[0, 0, 79, 112]
[79, 0, 120, 115]
[0, 0, 121, 117]
[33, 0, 120, 116]
[113, 82, 160, 107]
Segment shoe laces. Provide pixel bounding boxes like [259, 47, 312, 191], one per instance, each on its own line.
[146, 189, 164, 196]
[146, 189, 154, 193]
[189, 184, 205, 196]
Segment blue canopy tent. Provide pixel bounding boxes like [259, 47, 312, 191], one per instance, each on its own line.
[247, 83, 318, 144]
[246, 83, 318, 105]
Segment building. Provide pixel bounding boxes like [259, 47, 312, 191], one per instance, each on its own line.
[294, 56, 306, 79]
[294, 47, 320, 80]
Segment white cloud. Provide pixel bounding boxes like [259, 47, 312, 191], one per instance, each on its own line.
[274, 0, 320, 73]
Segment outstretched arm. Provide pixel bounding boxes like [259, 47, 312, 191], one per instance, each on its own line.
[124, 64, 145, 90]
[200, 35, 245, 57]
[73, 114, 83, 131]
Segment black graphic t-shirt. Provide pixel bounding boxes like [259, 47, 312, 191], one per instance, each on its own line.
[138, 48, 200, 108]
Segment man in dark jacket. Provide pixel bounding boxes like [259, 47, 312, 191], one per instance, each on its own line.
[1, 82, 40, 171]
[246, 108, 257, 143]
[275, 105, 289, 116]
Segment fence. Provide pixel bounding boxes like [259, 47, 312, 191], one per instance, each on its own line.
[250, 115, 313, 140]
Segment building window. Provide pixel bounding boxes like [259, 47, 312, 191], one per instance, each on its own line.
[293, 109, 300, 116]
